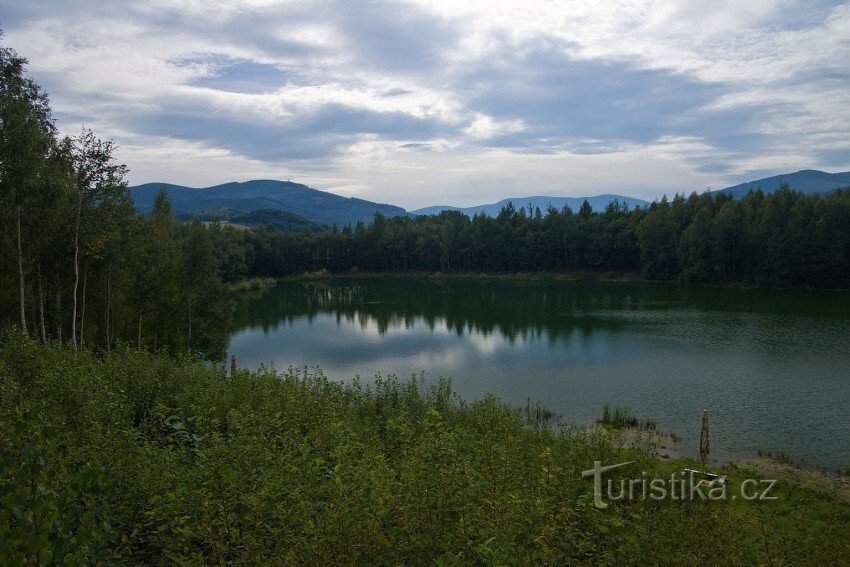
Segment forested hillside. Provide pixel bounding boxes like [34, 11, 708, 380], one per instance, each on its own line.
[719, 169, 850, 199]
[176, 209, 331, 233]
[130, 179, 407, 226]
[212, 189, 850, 289]
[410, 194, 648, 217]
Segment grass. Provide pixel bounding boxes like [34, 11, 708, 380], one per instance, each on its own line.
[224, 277, 277, 292]
[299, 268, 332, 280]
[1, 331, 848, 565]
[282, 270, 644, 284]
[598, 404, 657, 432]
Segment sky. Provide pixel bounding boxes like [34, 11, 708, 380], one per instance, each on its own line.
[4, 0, 850, 209]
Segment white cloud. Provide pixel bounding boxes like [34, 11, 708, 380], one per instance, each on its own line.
[3, 0, 849, 208]
[463, 113, 524, 140]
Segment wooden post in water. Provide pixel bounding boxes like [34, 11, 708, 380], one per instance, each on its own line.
[699, 410, 710, 465]
[230, 354, 237, 379]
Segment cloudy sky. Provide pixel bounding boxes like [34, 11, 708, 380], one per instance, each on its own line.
[4, 1, 850, 208]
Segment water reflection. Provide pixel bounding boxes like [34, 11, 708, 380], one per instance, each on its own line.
[229, 278, 850, 470]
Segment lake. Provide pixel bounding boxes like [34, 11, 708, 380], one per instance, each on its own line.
[229, 277, 850, 470]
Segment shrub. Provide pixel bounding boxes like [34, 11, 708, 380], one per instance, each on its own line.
[1, 331, 848, 565]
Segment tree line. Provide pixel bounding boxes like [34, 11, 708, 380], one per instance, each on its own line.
[212, 188, 850, 290]
[0, 44, 229, 356]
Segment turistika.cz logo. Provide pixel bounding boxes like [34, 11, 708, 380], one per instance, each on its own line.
[581, 461, 778, 509]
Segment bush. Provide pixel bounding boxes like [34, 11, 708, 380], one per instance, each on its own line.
[1, 331, 848, 564]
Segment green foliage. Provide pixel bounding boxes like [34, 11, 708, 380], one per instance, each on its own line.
[0, 39, 231, 357]
[1, 333, 848, 565]
[213, 187, 850, 290]
[178, 208, 331, 233]
[599, 404, 657, 431]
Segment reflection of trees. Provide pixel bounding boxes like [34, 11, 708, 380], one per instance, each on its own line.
[233, 280, 634, 342]
[232, 279, 850, 343]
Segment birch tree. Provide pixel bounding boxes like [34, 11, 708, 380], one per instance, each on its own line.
[0, 46, 54, 333]
[68, 130, 129, 349]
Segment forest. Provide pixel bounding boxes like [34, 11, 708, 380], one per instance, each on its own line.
[0, 45, 230, 358]
[211, 187, 850, 290]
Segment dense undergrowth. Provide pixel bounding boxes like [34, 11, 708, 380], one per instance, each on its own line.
[1, 331, 848, 565]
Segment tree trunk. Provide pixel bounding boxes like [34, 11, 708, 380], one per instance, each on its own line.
[79, 263, 88, 348]
[30, 300, 37, 340]
[187, 299, 193, 347]
[104, 269, 112, 350]
[16, 206, 27, 334]
[137, 315, 142, 351]
[36, 264, 47, 344]
[562, 236, 569, 269]
[55, 284, 62, 344]
[71, 209, 81, 351]
[731, 238, 737, 274]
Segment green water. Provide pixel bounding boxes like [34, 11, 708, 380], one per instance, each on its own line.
[229, 278, 850, 470]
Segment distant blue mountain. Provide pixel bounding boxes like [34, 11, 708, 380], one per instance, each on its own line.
[131, 170, 850, 230]
[412, 170, 850, 218]
[716, 169, 850, 199]
[410, 195, 649, 217]
[130, 180, 407, 227]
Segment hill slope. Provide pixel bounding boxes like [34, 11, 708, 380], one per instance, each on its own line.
[411, 194, 648, 217]
[717, 169, 850, 198]
[176, 209, 330, 233]
[130, 180, 406, 227]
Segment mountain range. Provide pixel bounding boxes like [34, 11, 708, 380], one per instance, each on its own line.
[130, 180, 406, 227]
[410, 195, 649, 217]
[130, 169, 850, 231]
[716, 169, 850, 199]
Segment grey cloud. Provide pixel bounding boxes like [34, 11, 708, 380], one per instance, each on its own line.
[182, 56, 301, 94]
[325, 0, 459, 74]
[398, 142, 428, 149]
[567, 142, 629, 155]
[452, 39, 728, 151]
[120, 97, 453, 161]
[814, 148, 850, 169]
[383, 88, 413, 97]
[4, 0, 849, 197]
[696, 163, 734, 175]
[123, 0, 458, 76]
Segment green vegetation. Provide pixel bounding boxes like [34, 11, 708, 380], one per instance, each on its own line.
[0, 45, 230, 357]
[599, 404, 657, 432]
[206, 188, 850, 291]
[178, 209, 331, 233]
[1, 332, 848, 565]
[130, 179, 407, 227]
[300, 268, 332, 280]
[223, 277, 277, 293]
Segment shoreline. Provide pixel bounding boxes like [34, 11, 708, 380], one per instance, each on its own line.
[269, 270, 850, 292]
[6, 334, 847, 563]
[588, 423, 850, 499]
